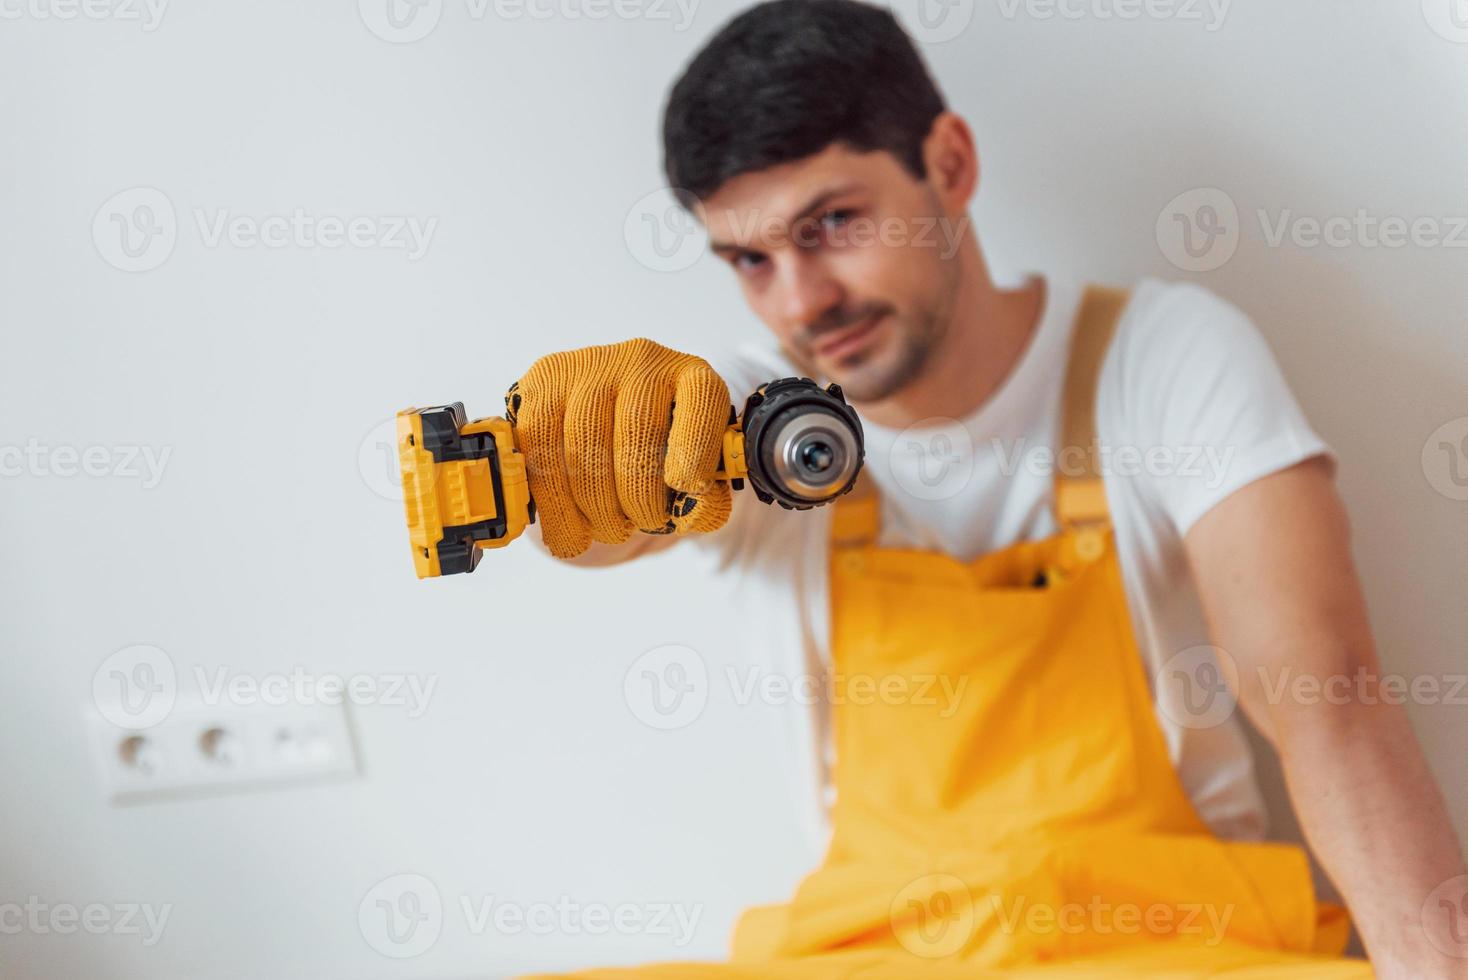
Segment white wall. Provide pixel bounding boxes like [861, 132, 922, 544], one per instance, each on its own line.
[2, 1, 1465, 977]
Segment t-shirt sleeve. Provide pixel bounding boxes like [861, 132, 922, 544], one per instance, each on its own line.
[1106, 279, 1334, 537]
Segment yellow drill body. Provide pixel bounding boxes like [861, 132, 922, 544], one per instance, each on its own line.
[397, 378, 858, 579]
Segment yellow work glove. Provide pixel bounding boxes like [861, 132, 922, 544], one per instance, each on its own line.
[503, 337, 734, 560]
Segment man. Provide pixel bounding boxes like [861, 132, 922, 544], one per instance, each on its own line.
[512, 1, 1466, 976]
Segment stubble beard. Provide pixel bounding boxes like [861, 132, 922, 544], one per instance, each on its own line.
[828, 258, 960, 404]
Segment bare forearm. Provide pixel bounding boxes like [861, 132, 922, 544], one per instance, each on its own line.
[1186, 460, 1468, 976]
[1275, 699, 1467, 977]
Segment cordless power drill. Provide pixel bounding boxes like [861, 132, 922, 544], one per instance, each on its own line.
[396, 377, 865, 578]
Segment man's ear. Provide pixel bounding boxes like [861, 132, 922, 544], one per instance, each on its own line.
[921, 112, 978, 210]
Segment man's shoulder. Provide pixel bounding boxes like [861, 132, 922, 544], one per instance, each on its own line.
[1107, 277, 1269, 377]
[1117, 277, 1254, 339]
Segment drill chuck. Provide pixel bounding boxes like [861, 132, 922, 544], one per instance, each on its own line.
[739, 377, 864, 510]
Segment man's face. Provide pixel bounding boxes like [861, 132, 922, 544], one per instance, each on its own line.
[699, 142, 968, 403]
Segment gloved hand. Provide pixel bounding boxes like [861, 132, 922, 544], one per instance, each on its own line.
[503, 337, 734, 559]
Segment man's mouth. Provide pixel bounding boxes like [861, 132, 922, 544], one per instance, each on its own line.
[811, 311, 886, 361]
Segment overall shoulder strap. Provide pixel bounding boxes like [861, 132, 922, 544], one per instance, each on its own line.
[830, 465, 880, 549]
[1055, 284, 1131, 530]
[833, 283, 1132, 546]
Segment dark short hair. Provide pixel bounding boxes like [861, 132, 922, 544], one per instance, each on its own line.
[662, 0, 947, 201]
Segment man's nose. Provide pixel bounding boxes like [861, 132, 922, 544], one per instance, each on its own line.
[777, 254, 843, 332]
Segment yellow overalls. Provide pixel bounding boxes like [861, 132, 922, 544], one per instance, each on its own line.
[530, 287, 1373, 979]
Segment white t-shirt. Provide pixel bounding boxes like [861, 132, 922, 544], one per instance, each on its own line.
[689, 275, 1331, 851]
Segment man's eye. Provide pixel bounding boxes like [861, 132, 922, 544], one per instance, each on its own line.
[733, 252, 767, 272]
[821, 209, 855, 230]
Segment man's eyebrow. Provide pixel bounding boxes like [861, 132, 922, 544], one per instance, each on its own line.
[708, 182, 866, 254]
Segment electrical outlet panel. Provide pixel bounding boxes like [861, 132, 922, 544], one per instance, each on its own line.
[88, 697, 359, 803]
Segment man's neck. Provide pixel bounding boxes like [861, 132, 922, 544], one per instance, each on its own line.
[852, 243, 1046, 431]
